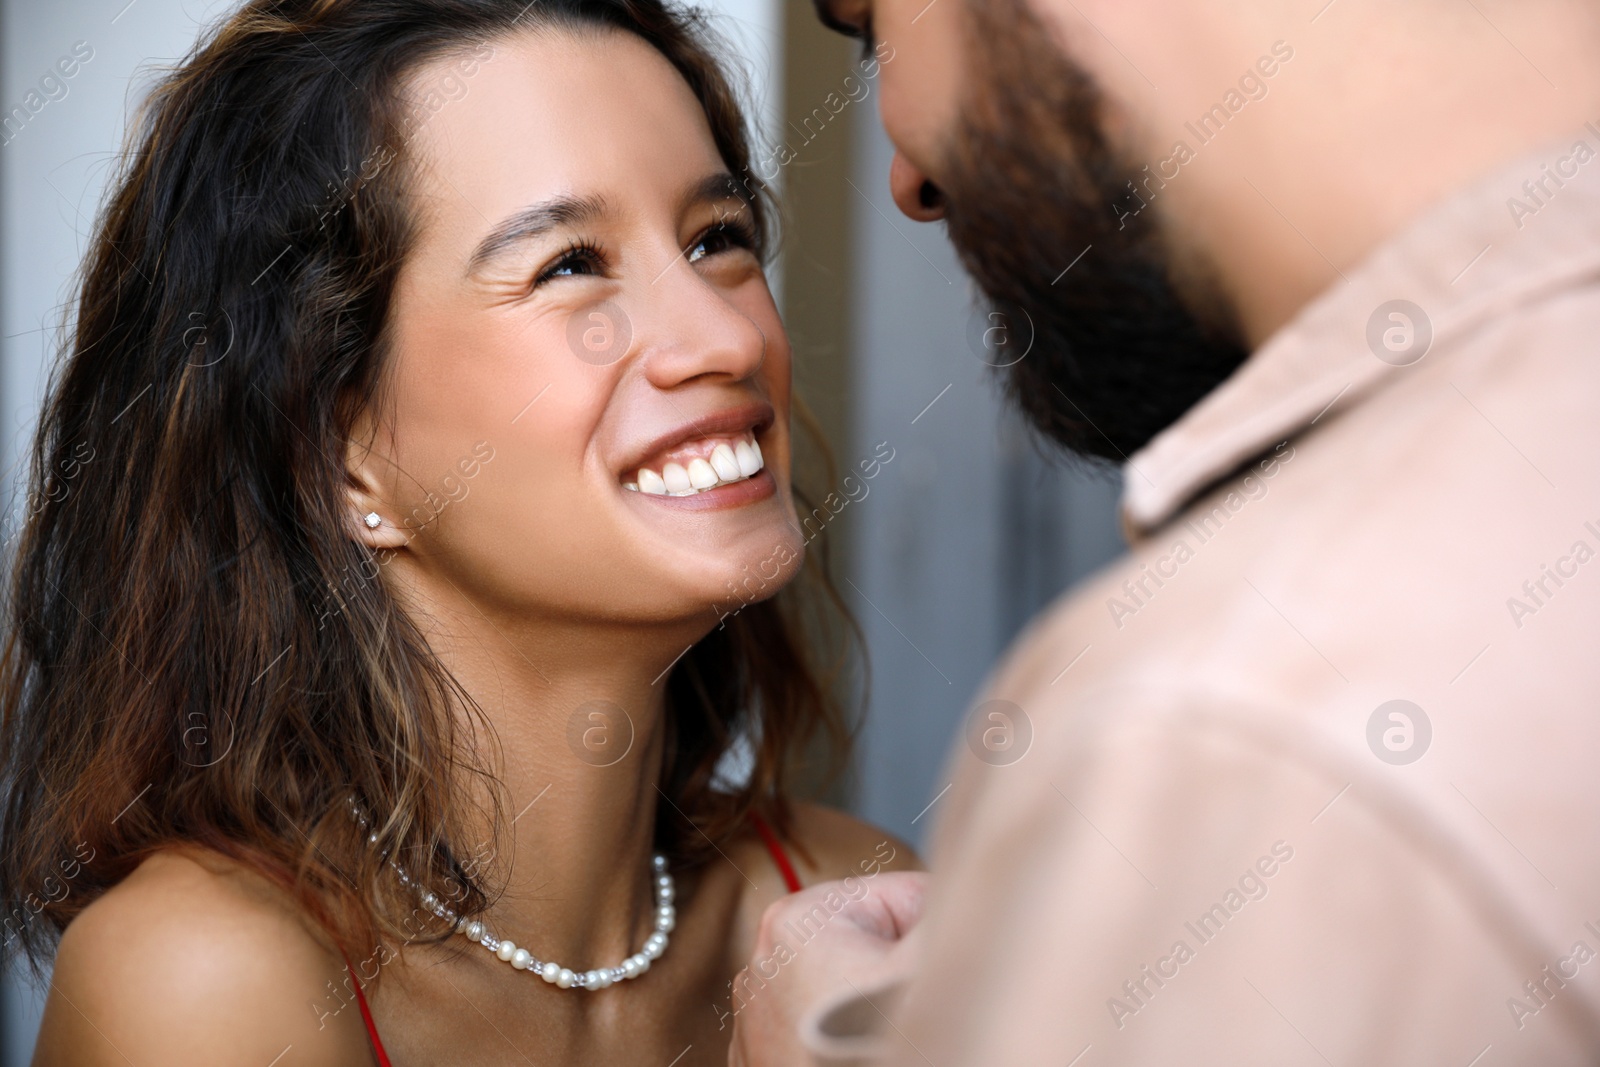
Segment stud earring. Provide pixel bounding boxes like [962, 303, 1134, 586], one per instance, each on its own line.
[363, 512, 382, 529]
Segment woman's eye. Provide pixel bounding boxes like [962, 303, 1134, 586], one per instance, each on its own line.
[687, 222, 756, 264]
[534, 245, 603, 286]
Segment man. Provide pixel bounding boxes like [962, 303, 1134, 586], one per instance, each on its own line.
[730, 0, 1600, 1063]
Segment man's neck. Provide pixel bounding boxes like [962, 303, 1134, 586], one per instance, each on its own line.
[1105, 1, 1600, 347]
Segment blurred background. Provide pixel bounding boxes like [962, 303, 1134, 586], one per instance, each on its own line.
[0, 0, 1124, 1057]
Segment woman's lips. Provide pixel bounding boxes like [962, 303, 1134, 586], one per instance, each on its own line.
[625, 467, 776, 511]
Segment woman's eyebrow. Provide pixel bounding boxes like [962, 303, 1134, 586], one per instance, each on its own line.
[682, 172, 753, 215]
[466, 193, 608, 274]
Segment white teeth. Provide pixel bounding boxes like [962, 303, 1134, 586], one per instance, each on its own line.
[661, 462, 692, 495]
[710, 443, 742, 482]
[687, 458, 718, 489]
[628, 434, 765, 498]
[734, 440, 760, 478]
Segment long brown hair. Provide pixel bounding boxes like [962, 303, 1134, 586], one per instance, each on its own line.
[0, 0, 850, 974]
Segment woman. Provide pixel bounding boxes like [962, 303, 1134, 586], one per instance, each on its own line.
[0, 1, 916, 1063]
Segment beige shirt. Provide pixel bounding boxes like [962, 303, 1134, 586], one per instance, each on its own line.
[807, 130, 1600, 1065]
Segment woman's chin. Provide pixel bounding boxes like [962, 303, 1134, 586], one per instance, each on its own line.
[667, 535, 806, 622]
[593, 466, 805, 619]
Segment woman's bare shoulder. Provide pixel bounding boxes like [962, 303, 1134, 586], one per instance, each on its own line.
[783, 802, 922, 883]
[33, 848, 374, 1066]
[722, 802, 921, 901]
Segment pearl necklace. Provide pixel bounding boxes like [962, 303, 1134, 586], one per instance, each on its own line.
[347, 798, 675, 991]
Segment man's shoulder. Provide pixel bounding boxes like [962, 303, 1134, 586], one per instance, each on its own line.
[988, 300, 1600, 722]
[35, 848, 371, 1065]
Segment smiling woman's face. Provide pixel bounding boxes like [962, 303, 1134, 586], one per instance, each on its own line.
[356, 27, 801, 627]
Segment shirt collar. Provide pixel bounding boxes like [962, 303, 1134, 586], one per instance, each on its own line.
[1121, 124, 1600, 535]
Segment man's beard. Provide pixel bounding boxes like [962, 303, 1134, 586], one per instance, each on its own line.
[939, 0, 1250, 462]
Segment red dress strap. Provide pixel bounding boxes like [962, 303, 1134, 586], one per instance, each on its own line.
[342, 954, 393, 1067]
[749, 811, 802, 893]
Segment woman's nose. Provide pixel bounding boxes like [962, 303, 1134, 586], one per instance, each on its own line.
[635, 264, 767, 390]
[889, 150, 946, 222]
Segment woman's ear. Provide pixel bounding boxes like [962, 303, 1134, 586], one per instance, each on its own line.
[343, 427, 412, 551]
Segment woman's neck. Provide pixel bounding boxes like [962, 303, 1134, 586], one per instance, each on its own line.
[392, 566, 711, 968]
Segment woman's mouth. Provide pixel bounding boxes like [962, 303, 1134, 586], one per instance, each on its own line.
[623, 431, 764, 497]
